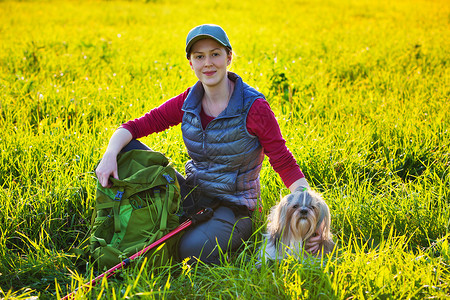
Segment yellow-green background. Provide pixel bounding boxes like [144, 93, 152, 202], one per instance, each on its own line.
[0, 0, 449, 298]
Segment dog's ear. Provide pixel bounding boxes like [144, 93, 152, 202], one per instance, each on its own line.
[267, 196, 289, 237]
[316, 198, 331, 239]
[267, 203, 281, 234]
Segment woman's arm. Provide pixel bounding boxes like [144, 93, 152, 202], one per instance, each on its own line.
[96, 89, 189, 187]
[121, 89, 189, 139]
[95, 128, 133, 187]
[246, 98, 309, 189]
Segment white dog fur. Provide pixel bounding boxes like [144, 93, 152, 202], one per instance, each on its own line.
[259, 189, 334, 261]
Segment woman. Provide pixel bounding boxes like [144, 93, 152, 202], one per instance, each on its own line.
[95, 24, 321, 264]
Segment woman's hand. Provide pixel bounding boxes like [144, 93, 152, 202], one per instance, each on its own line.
[288, 177, 311, 193]
[306, 220, 325, 254]
[95, 128, 133, 187]
[95, 151, 119, 188]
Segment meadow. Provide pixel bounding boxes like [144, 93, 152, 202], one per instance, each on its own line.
[0, 0, 449, 298]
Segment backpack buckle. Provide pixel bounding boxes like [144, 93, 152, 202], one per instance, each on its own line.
[114, 191, 124, 201]
[163, 174, 174, 183]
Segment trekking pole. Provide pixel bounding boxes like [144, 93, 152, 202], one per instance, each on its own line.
[61, 208, 214, 300]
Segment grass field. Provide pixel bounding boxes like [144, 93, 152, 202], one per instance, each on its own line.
[0, 0, 449, 298]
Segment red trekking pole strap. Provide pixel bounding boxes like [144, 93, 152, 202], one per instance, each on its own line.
[61, 208, 213, 300]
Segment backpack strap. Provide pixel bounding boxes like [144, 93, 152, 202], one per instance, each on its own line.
[95, 185, 124, 233]
[153, 173, 176, 232]
[153, 188, 165, 230]
[162, 173, 176, 231]
[112, 190, 124, 233]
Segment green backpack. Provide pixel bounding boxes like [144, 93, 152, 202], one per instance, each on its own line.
[89, 149, 181, 270]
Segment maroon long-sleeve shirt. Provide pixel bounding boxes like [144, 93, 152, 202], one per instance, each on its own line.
[121, 88, 304, 188]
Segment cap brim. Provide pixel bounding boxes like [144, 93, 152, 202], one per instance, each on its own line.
[186, 34, 229, 55]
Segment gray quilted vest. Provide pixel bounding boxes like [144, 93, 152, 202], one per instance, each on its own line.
[181, 72, 264, 209]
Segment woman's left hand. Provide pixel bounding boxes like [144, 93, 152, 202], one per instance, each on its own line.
[305, 221, 325, 254]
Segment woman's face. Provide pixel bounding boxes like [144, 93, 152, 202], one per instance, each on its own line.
[189, 38, 232, 88]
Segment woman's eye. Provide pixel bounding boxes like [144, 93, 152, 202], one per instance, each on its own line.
[196, 55, 203, 59]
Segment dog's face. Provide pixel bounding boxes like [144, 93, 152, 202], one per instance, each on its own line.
[266, 190, 331, 244]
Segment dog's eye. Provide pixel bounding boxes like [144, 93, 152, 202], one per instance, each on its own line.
[292, 204, 299, 209]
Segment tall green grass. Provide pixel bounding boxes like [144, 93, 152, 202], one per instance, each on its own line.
[0, 0, 449, 298]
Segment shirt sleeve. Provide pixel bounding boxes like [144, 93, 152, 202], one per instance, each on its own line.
[246, 98, 305, 188]
[120, 88, 190, 139]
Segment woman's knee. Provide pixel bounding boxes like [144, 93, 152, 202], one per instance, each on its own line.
[178, 229, 218, 264]
[121, 139, 151, 153]
[178, 206, 253, 264]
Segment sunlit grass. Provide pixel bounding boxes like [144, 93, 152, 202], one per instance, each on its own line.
[0, 0, 449, 298]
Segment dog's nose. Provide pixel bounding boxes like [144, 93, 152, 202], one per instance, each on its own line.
[300, 208, 308, 215]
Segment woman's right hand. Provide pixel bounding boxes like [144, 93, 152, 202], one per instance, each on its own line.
[95, 151, 119, 188]
[95, 127, 133, 187]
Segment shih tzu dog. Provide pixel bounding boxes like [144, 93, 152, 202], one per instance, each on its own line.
[259, 189, 334, 262]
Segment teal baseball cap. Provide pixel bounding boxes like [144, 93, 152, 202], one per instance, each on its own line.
[185, 24, 232, 58]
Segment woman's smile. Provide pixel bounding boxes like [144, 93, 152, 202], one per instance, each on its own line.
[189, 38, 231, 88]
[203, 70, 216, 76]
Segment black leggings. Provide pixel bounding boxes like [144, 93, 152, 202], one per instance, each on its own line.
[121, 140, 253, 264]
